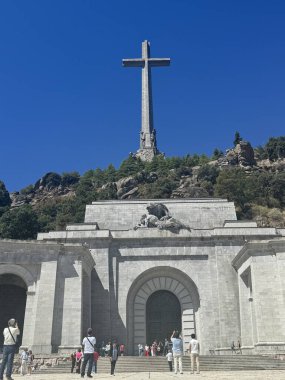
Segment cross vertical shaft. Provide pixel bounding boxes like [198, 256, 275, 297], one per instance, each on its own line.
[123, 40, 170, 161]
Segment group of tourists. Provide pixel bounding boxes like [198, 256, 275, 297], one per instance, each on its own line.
[231, 340, 242, 354]
[19, 348, 34, 376]
[140, 340, 165, 356]
[71, 328, 120, 377]
[0, 318, 200, 378]
[138, 330, 200, 374]
[169, 330, 200, 375]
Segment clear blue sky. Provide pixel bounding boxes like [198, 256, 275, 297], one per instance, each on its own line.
[1, 1, 285, 191]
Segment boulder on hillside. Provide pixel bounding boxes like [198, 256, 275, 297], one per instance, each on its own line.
[172, 182, 209, 198]
[219, 140, 256, 167]
[34, 172, 62, 190]
[116, 176, 138, 198]
[135, 171, 158, 183]
[121, 187, 139, 199]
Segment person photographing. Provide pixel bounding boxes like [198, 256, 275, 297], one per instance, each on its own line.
[0, 319, 20, 380]
[170, 330, 183, 375]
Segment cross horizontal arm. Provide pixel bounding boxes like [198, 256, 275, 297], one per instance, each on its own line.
[122, 59, 145, 67]
[149, 58, 170, 67]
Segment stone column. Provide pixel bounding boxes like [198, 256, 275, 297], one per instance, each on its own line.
[21, 289, 36, 348]
[58, 260, 84, 353]
[30, 261, 58, 354]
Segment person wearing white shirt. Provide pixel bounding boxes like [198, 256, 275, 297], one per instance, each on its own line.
[188, 333, 200, 374]
[81, 328, 96, 378]
[20, 349, 28, 375]
[138, 344, 144, 356]
[166, 350, 173, 372]
[0, 319, 20, 380]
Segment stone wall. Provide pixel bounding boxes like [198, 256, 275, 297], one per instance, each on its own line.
[84, 199, 237, 230]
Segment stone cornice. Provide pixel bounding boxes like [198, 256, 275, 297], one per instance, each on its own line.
[232, 238, 285, 270]
[0, 239, 95, 267]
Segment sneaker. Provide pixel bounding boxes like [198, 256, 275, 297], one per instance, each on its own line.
[180, 372, 183, 375]
[87, 376, 92, 378]
[6, 377, 14, 380]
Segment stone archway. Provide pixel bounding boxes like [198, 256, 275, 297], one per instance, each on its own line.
[127, 267, 200, 354]
[0, 274, 27, 348]
[0, 265, 36, 349]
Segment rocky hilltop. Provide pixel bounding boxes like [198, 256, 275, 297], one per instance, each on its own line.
[10, 139, 285, 205]
[1, 135, 285, 240]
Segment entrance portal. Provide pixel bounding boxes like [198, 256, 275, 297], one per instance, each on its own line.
[146, 290, 181, 345]
[0, 274, 27, 348]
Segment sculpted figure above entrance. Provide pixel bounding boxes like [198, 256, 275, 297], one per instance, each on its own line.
[134, 203, 191, 232]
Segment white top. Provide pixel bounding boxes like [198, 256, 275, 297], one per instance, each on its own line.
[189, 338, 199, 354]
[3, 327, 20, 345]
[21, 351, 28, 361]
[82, 336, 96, 354]
[166, 352, 173, 361]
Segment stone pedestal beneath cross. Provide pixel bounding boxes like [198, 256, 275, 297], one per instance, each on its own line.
[123, 40, 170, 161]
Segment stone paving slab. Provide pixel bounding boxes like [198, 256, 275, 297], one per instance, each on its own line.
[13, 371, 285, 380]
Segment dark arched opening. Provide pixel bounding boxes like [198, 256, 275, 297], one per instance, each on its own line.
[146, 290, 181, 345]
[0, 274, 27, 350]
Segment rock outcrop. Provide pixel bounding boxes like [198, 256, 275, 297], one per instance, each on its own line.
[218, 141, 256, 168]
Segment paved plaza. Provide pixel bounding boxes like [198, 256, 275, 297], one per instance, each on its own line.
[12, 372, 285, 380]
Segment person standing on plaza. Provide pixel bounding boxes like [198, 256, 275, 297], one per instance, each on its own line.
[0, 318, 20, 380]
[166, 350, 173, 372]
[144, 344, 149, 356]
[92, 349, 99, 374]
[189, 333, 200, 375]
[119, 343, 125, 356]
[237, 340, 242, 355]
[70, 351, 76, 373]
[231, 341, 236, 354]
[170, 330, 183, 375]
[76, 348, 83, 374]
[138, 344, 144, 356]
[163, 338, 169, 355]
[20, 348, 28, 375]
[27, 350, 34, 376]
[151, 340, 157, 356]
[81, 328, 96, 378]
[108, 342, 118, 376]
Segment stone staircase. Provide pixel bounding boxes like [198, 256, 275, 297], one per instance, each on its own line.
[38, 355, 285, 373]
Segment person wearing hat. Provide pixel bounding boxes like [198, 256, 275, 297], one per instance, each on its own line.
[0, 319, 20, 380]
[81, 328, 96, 378]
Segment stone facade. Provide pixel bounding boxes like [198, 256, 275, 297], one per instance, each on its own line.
[0, 198, 284, 355]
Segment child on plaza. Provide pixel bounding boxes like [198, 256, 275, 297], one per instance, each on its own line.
[166, 350, 173, 372]
[27, 350, 34, 375]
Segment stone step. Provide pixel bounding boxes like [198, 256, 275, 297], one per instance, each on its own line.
[37, 356, 285, 373]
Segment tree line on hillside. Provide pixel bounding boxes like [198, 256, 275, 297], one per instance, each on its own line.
[1, 135, 285, 240]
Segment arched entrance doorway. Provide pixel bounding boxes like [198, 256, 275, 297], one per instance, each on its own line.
[0, 274, 27, 348]
[127, 267, 200, 354]
[146, 290, 181, 344]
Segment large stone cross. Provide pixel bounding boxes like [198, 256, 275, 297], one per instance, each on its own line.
[123, 40, 170, 161]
